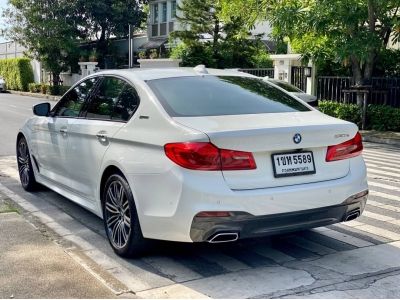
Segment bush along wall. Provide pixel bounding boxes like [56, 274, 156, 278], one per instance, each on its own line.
[319, 101, 400, 132]
[0, 58, 34, 91]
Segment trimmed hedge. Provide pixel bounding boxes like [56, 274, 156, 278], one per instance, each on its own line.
[0, 58, 34, 91]
[28, 83, 70, 96]
[319, 101, 400, 132]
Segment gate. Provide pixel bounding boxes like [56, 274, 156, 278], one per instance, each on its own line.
[291, 66, 307, 92]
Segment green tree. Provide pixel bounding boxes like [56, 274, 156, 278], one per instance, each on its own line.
[76, 0, 147, 68]
[171, 0, 271, 68]
[171, 0, 223, 66]
[4, 0, 81, 85]
[221, 0, 400, 104]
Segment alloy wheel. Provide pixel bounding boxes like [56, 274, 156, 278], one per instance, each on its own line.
[105, 181, 132, 249]
[17, 138, 31, 187]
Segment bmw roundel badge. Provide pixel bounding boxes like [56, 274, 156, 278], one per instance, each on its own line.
[293, 133, 302, 144]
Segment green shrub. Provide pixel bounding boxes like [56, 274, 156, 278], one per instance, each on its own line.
[319, 101, 400, 132]
[46, 85, 70, 96]
[40, 84, 48, 95]
[319, 101, 362, 126]
[0, 58, 34, 91]
[170, 43, 215, 67]
[28, 83, 42, 93]
[251, 50, 273, 68]
[58, 85, 70, 95]
[367, 105, 400, 132]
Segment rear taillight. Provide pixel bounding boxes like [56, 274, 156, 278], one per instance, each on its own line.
[326, 132, 363, 162]
[164, 142, 257, 171]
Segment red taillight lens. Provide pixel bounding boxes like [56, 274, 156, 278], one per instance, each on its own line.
[326, 132, 363, 162]
[164, 142, 257, 171]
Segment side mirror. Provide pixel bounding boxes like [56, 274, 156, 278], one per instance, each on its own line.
[33, 103, 51, 116]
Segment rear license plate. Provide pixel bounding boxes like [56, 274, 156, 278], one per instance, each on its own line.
[272, 151, 316, 178]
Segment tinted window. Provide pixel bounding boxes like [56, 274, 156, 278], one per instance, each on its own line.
[147, 76, 310, 117]
[113, 85, 140, 121]
[86, 77, 139, 121]
[54, 78, 97, 117]
[268, 80, 303, 93]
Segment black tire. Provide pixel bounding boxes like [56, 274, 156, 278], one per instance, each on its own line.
[16, 136, 38, 191]
[102, 174, 147, 257]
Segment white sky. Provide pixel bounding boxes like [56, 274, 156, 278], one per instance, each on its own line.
[0, 0, 9, 43]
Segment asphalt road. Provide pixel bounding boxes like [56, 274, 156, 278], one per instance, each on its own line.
[0, 93, 48, 156]
[1, 94, 400, 298]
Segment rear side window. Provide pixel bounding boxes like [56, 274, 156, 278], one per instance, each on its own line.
[147, 76, 310, 117]
[86, 77, 139, 121]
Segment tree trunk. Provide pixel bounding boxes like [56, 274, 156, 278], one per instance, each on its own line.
[52, 72, 61, 86]
[350, 55, 364, 105]
[96, 26, 107, 69]
[364, 0, 376, 85]
[212, 16, 220, 67]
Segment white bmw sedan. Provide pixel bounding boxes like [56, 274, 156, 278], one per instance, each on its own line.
[17, 67, 368, 257]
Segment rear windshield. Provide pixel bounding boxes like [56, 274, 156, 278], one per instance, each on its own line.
[147, 76, 310, 117]
[268, 80, 303, 93]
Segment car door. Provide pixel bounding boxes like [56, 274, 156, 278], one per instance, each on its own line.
[35, 77, 98, 186]
[67, 76, 140, 202]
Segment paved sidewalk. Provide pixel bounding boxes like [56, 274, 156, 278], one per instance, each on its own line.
[0, 197, 117, 299]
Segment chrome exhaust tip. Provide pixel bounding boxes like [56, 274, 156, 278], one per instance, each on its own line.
[208, 232, 239, 243]
[345, 210, 361, 222]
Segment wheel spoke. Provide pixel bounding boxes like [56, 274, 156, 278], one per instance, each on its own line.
[121, 223, 128, 242]
[123, 215, 131, 229]
[107, 188, 119, 208]
[107, 214, 119, 227]
[105, 202, 119, 214]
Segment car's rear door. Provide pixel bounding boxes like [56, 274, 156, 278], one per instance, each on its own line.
[67, 76, 140, 202]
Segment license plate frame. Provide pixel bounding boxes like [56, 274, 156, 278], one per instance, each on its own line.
[271, 151, 316, 178]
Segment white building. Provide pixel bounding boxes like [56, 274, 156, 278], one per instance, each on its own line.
[141, 0, 275, 52]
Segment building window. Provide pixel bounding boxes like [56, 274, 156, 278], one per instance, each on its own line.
[171, 1, 177, 19]
[161, 2, 167, 23]
[153, 4, 159, 24]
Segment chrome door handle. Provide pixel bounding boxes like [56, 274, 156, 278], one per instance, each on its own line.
[60, 128, 68, 135]
[96, 131, 108, 142]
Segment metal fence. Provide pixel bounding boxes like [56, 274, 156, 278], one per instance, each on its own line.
[239, 68, 275, 78]
[317, 76, 400, 107]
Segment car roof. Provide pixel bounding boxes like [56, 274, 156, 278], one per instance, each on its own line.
[92, 67, 257, 82]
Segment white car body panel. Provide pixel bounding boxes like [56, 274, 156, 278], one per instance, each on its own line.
[19, 68, 368, 243]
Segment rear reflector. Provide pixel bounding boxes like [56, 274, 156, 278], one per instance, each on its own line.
[326, 132, 363, 162]
[196, 211, 232, 218]
[164, 142, 257, 171]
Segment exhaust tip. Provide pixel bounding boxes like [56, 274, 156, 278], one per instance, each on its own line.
[345, 210, 360, 222]
[208, 232, 239, 243]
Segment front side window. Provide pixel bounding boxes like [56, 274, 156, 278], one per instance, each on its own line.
[85, 77, 139, 121]
[147, 76, 310, 117]
[53, 78, 97, 117]
[162, 2, 167, 22]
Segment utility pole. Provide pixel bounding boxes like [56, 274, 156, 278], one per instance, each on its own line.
[128, 25, 134, 68]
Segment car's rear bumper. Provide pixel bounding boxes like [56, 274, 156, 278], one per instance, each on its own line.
[131, 156, 367, 243]
[190, 190, 368, 242]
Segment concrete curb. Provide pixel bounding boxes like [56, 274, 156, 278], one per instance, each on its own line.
[9, 90, 60, 101]
[361, 131, 400, 148]
[362, 136, 400, 147]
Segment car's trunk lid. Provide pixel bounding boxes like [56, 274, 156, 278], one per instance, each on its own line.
[174, 111, 358, 190]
